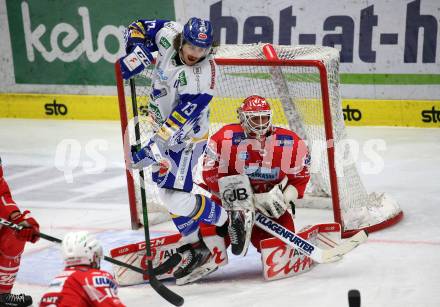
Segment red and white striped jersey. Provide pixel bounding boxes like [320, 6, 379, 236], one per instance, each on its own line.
[202, 124, 310, 197]
[39, 266, 125, 307]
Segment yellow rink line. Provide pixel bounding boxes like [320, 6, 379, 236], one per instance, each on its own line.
[0, 93, 439, 127]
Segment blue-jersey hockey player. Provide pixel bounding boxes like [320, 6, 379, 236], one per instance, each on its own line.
[120, 17, 229, 283]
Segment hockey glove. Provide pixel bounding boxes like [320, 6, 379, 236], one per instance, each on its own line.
[119, 45, 153, 80]
[254, 177, 289, 219]
[11, 210, 40, 243]
[131, 143, 154, 169]
[130, 139, 166, 170]
[124, 21, 147, 53]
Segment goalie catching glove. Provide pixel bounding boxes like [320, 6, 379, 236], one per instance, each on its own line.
[254, 177, 298, 219]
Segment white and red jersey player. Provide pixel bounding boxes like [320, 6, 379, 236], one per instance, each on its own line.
[39, 232, 125, 307]
[202, 95, 311, 251]
[39, 266, 124, 307]
[0, 157, 39, 306]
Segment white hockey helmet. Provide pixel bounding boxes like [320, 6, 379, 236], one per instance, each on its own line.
[238, 95, 273, 138]
[61, 231, 103, 268]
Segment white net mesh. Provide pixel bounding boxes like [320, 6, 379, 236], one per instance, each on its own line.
[119, 43, 402, 234]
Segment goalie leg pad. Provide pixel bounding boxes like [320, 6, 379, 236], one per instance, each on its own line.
[260, 238, 314, 281]
[110, 228, 228, 286]
[260, 223, 341, 281]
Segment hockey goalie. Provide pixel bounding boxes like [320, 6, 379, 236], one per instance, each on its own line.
[200, 95, 342, 280]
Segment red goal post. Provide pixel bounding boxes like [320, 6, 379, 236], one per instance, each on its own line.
[115, 43, 403, 238]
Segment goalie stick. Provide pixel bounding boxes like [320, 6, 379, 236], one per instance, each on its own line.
[195, 182, 367, 263]
[0, 217, 181, 276]
[254, 212, 368, 263]
[124, 74, 183, 306]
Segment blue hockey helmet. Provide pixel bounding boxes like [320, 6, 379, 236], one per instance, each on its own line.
[182, 17, 213, 49]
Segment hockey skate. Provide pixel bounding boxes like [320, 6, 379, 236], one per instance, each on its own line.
[229, 210, 254, 256]
[173, 239, 218, 285]
[0, 293, 32, 307]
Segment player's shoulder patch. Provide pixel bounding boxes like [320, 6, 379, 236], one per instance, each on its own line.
[92, 274, 117, 290]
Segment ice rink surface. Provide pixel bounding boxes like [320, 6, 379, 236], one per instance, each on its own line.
[1, 118, 439, 307]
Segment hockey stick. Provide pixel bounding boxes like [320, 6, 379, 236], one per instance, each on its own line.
[0, 218, 180, 276]
[129, 78, 184, 306]
[254, 212, 368, 263]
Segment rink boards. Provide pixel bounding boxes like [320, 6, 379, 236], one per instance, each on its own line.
[0, 93, 439, 127]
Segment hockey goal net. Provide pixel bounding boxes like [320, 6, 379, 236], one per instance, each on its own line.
[115, 43, 403, 238]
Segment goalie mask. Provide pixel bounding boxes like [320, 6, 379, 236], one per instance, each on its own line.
[238, 95, 273, 138]
[62, 231, 103, 269]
